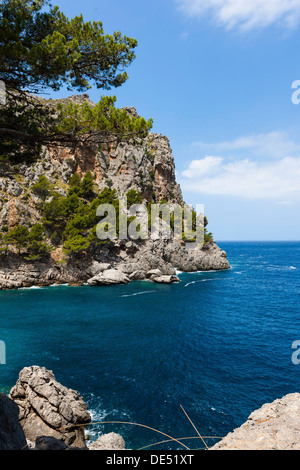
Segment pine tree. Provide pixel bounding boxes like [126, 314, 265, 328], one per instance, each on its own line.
[0, 0, 152, 162]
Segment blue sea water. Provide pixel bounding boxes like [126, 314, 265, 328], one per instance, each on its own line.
[0, 241, 300, 450]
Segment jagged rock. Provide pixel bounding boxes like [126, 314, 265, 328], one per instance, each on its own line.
[152, 275, 180, 284]
[211, 393, 300, 450]
[87, 269, 130, 286]
[9, 366, 91, 448]
[7, 180, 23, 197]
[122, 107, 140, 119]
[0, 393, 28, 450]
[88, 433, 126, 450]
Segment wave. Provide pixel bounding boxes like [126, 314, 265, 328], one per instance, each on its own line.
[184, 278, 233, 288]
[49, 283, 69, 287]
[184, 279, 219, 288]
[86, 398, 131, 443]
[121, 290, 154, 298]
[177, 269, 227, 275]
[19, 285, 43, 290]
[266, 265, 297, 272]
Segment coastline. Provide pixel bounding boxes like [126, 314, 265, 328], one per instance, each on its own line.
[0, 240, 231, 290]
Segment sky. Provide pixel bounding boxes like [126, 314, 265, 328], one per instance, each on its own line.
[46, 0, 300, 241]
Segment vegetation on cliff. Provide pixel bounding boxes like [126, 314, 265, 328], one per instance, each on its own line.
[0, 171, 213, 259]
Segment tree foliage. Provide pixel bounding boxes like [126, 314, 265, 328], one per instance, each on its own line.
[31, 175, 53, 200]
[0, 0, 152, 162]
[1, 0, 137, 93]
[3, 223, 51, 259]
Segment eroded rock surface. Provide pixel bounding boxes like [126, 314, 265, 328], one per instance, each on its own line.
[9, 366, 91, 448]
[211, 393, 300, 450]
[88, 432, 126, 450]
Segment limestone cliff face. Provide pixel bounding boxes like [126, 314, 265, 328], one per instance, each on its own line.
[0, 120, 183, 229]
[48, 131, 183, 205]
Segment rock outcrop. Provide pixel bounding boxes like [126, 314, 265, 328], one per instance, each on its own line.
[0, 366, 126, 451]
[9, 366, 91, 448]
[87, 268, 130, 286]
[212, 393, 300, 450]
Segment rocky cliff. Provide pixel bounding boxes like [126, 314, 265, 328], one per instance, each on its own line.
[0, 94, 230, 289]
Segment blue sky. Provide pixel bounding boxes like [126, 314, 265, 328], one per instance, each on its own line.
[47, 0, 300, 241]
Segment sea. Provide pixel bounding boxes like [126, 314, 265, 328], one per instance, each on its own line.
[0, 241, 299, 450]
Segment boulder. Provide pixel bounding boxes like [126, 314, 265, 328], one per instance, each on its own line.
[146, 269, 162, 279]
[152, 275, 180, 284]
[129, 270, 146, 280]
[88, 432, 126, 450]
[87, 269, 130, 286]
[9, 366, 91, 448]
[86, 262, 111, 277]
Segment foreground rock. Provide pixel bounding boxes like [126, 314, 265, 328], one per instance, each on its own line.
[5, 366, 127, 451]
[0, 393, 27, 450]
[3, 365, 300, 450]
[88, 432, 126, 450]
[9, 366, 91, 448]
[212, 393, 300, 450]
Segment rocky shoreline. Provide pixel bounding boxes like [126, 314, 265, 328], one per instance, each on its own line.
[1, 365, 299, 451]
[0, 239, 230, 290]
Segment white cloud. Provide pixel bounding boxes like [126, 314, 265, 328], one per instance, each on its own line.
[182, 155, 223, 178]
[191, 131, 300, 159]
[176, 0, 300, 31]
[179, 154, 300, 200]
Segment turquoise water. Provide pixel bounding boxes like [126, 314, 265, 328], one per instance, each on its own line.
[0, 242, 300, 450]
